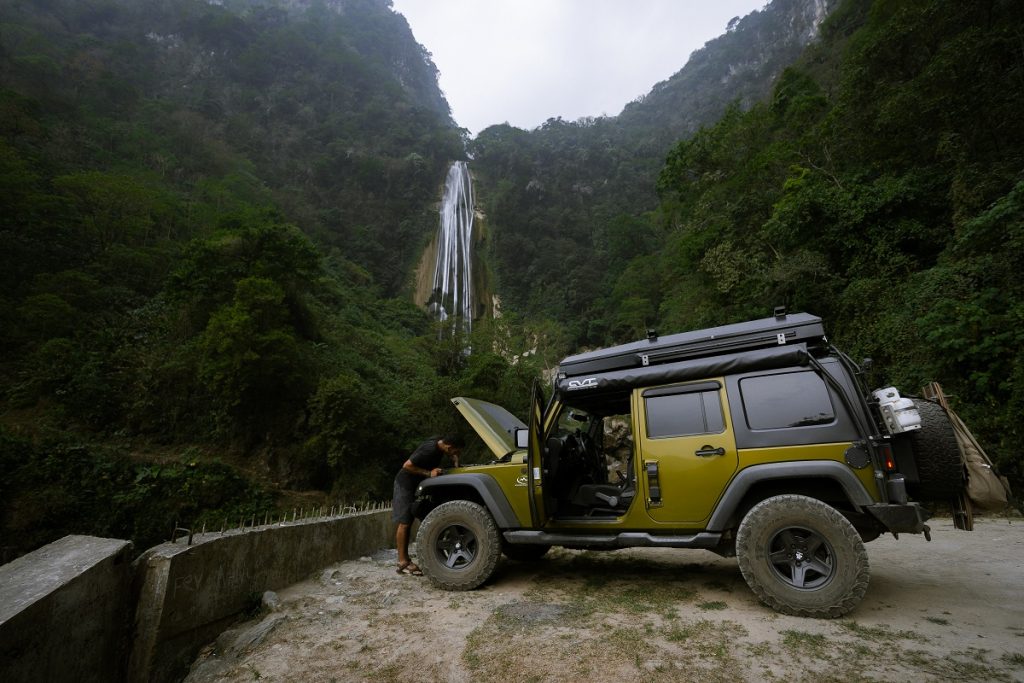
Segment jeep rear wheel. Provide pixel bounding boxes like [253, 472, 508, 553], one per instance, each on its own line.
[417, 500, 501, 591]
[736, 495, 870, 618]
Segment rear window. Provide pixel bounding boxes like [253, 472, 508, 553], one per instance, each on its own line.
[740, 371, 835, 430]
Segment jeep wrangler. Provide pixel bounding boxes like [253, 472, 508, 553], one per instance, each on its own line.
[412, 312, 966, 617]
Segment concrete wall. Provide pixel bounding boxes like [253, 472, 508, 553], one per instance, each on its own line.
[129, 510, 392, 683]
[0, 535, 134, 683]
[0, 509, 392, 683]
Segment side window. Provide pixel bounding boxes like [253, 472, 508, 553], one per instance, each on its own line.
[702, 392, 725, 433]
[644, 386, 724, 438]
[740, 371, 836, 430]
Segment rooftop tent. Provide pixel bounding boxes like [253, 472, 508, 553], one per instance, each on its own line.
[556, 344, 811, 395]
[558, 312, 826, 378]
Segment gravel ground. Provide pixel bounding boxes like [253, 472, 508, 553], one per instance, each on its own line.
[185, 517, 1024, 683]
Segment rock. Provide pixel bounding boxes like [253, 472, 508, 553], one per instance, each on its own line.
[320, 568, 342, 584]
[216, 613, 287, 656]
[261, 591, 280, 611]
[642, 660, 664, 672]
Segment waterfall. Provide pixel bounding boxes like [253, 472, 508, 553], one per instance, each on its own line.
[429, 161, 475, 337]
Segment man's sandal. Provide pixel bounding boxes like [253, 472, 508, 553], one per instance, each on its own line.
[396, 561, 423, 576]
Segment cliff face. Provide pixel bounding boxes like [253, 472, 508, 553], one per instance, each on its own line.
[413, 191, 493, 324]
[615, 0, 840, 155]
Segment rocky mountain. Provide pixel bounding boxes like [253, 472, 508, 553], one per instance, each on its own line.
[618, 0, 836, 150]
[468, 0, 840, 342]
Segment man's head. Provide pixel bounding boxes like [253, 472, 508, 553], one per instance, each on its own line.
[438, 434, 465, 456]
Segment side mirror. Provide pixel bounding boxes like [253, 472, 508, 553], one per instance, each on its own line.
[514, 427, 529, 449]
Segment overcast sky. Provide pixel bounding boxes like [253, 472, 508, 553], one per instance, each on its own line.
[391, 0, 767, 136]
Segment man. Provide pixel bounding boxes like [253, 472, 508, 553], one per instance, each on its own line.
[393, 434, 464, 575]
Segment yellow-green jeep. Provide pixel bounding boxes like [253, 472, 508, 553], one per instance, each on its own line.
[413, 312, 965, 617]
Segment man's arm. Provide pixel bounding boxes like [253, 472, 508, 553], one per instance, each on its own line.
[403, 460, 442, 478]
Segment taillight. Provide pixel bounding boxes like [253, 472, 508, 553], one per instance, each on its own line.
[879, 444, 896, 471]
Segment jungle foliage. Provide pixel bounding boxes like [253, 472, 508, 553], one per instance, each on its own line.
[475, 0, 1024, 487]
[3, 0, 1023, 557]
[0, 0, 551, 557]
[469, 0, 837, 340]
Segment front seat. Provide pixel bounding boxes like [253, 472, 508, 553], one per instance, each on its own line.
[572, 451, 635, 510]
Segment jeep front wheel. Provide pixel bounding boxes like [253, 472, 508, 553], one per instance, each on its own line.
[735, 495, 870, 618]
[417, 500, 501, 591]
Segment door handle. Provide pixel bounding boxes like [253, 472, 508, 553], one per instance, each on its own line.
[645, 461, 661, 503]
[695, 445, 726, 457]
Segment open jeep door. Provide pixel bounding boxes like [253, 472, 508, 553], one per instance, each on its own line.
[527, 381, 547, 526]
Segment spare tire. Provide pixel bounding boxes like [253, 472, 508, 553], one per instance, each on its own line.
[906, 399, 965, 501]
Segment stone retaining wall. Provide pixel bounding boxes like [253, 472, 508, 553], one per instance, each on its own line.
[0, 536, 134, 683]
[0, 509, 393, 683]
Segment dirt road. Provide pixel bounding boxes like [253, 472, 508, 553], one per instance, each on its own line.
[185, 517, 1024, 682]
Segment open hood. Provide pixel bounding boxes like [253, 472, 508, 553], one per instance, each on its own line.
[451, 397, 527, 459]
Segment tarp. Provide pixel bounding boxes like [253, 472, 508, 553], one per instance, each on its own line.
[952, 410, 1011, 510]
[922, 382, 1013, 513]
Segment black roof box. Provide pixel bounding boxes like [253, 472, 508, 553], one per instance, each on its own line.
[559, 312, 826, 378]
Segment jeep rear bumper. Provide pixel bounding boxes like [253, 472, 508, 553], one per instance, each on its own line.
[863, 502, 932, 535]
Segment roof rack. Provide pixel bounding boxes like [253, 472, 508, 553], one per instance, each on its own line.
[559, 312, 827, 378]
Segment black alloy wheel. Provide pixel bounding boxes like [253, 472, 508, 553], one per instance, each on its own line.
[767, 526, 836, 590]
[417, 500, 502, 590]
[435, 523, 478, 569]
[736, 494, 870, 618]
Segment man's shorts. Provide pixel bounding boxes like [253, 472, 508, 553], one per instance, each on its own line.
[392, 479, 416, 525]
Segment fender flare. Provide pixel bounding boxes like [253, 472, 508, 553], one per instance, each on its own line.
[706, 461, 874, 532]
[417, 474, 521, 529]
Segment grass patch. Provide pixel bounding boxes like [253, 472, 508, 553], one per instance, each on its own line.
[702, 579, 734, 592]
[525, 553, 699, 622]
[1002, 652, 1024, 666]
[666, 622, 703, 642]
[903, 648, 1013, 681]
[697, 600, 728, 611]
[781, 629, 827, 651]
[746, 642, 774, 657]
[840, 620, 927, 643]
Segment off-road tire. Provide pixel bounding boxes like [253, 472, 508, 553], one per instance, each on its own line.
[736, 495, 870, 618]
[501, 543, 550, 562]
[417, 500, 501, 591]
[907, 399, 965, 501]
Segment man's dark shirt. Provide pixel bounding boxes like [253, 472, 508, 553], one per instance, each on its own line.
[394, 438, 444, 491]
